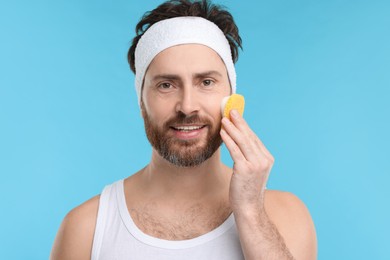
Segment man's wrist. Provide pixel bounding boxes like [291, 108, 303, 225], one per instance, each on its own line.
[233, 202, 268, 224]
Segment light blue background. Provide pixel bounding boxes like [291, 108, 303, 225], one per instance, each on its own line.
[0, 0, 389, 259]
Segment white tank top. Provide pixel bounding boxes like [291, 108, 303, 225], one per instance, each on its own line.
[91, 179, 244, 260]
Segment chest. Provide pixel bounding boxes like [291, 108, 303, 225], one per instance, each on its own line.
[128, 201, 232, 240]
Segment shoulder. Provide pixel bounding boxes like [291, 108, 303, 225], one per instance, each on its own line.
[264, 190, 317, 260]
[264, 189, 310, 216]
[50, 195, 100, 260]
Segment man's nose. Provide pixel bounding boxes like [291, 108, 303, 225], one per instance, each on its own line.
[175, 86, 200, 115]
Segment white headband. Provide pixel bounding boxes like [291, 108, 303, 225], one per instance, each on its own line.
[134, 16, 237, 106]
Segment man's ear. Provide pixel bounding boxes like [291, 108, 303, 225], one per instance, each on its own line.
[139, 85, 145, 117]
[140, 99, 145, 118]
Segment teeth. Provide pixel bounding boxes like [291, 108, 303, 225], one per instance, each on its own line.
[174, 126, 203, 131]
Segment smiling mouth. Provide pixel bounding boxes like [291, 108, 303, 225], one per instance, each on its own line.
[170, 125, 206, 132]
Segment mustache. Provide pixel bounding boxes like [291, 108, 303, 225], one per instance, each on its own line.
[164, 112, 211, 128]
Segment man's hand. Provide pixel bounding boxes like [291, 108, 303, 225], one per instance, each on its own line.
[220, 109, 317, 260]
[220, 109, 273, 214]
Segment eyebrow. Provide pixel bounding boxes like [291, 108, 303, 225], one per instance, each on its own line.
[193, 70, 223, 79]
[151, 70, 223, 82]
[152, 74, 181, 82]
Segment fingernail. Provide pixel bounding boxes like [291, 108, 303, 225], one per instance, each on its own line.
[231, 109, 239, 117]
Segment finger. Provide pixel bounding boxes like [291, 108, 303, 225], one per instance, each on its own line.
[229, 109, 263, 147]
[229, 110, 274, 159]
[220, 128, 247, 163]
[222, 117, 263, 162]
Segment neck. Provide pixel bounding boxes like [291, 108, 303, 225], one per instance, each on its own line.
[140, 148, 231, 202]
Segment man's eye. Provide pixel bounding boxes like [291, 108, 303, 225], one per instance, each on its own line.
[202, 80, 213, 86]
[159, 83, 172, 89]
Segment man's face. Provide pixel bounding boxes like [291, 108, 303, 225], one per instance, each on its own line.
[141, 44, 231, 167]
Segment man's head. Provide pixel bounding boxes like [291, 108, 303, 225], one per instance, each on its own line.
[142, 44, 231, 167]
[127, 0, 242, 167]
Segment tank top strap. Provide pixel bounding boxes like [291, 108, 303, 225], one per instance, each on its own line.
[91, 181, 118, 260]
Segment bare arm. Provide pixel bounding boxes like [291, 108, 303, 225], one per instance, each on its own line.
[234, 207, 294, 259]
[220, 110, 317, 259]
[50, 195, 99, 260]
[234, 192, 317, 260]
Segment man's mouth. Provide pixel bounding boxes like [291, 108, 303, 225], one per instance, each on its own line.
[171, 125, 206, 132]
[169, 124, 207, 140]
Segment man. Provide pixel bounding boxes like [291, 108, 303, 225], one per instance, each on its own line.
[51, 0, 317, 259]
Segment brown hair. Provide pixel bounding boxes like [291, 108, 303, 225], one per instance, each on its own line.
[127, 0, 242, 74]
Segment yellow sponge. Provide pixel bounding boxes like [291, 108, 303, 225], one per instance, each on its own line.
[221, 94, 245, 120]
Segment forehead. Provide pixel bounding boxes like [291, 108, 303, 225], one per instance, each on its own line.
[145, 44, 228, 78]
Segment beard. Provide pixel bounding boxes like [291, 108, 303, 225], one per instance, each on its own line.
[142, 106, 223, 168]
